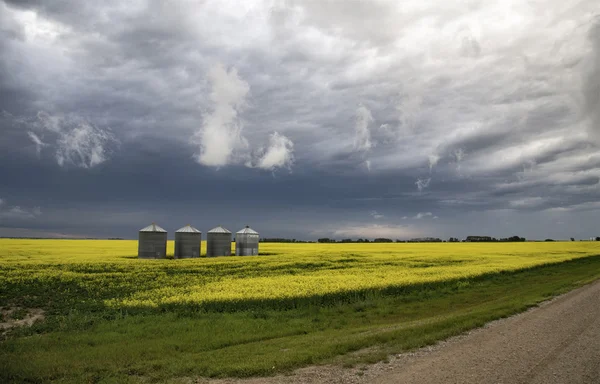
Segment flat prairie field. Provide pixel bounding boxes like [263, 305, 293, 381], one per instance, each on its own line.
[1, 239, 600, 382]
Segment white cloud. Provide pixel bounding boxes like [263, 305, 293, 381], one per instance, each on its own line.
[27, 131, 47, 156]
[369, 210, 384, 219]
[36, 111, 62, 133]
[194, 63, 250, 167]
[544, 201, 600, 213]
[254, 132, 295, 171]
[354, 104, 374, 151]
[461, 134, 587, 176]
[332, 223, 417, 239]
[397, 94, 423, 133]
[376, 123, 400, 144]
[0, 200, 42, 220]
[509, 197, 546, 209]
[414, 212, 433, 219]
[35, 112, 117, 168]
[415, 177, 431, 192]
[55, 122, 115, 168]
[428, 153, 440, 172]
[453, 148, 465, 164]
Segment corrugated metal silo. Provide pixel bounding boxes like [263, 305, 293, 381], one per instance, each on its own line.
[236, 226, 259, 256]
[206, 226, 232, 257]
[138, 223, 167, 259]
[174, 225, 202, 259]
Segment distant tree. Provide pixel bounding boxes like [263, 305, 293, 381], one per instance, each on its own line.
[545, 239, 555, 242]
[317, 238, 332, 243]
[504, 235, 526, 242]
[570, 237, 575, 241]
[596, 237, 600, 241]
[261, 238, 307, 243]
[466, 236, 493, 242]
[340, 238, 353, 243]
[374, 238, 393, 243]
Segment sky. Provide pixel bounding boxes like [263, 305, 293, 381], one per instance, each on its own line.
[0, 0, 599, 240]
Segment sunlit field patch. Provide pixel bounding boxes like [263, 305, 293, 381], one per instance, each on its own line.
[1, 239, 599, 312]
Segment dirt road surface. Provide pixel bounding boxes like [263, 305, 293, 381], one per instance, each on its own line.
[208, 279, 600, 384]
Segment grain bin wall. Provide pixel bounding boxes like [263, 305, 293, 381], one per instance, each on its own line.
[206, 226, 232, 257]
[236, 226, 259, 256]
[175, 225, 201, 259]
[138, 223, 167, 259]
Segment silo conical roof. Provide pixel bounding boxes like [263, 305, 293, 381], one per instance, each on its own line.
[139, 223, 167, 232]
[176, 225, 201, 233]
[208, 226, 231, 234]
[236, 226, 259, 235]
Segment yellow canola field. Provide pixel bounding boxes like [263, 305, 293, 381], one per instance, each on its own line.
[1, 239, 599, 311]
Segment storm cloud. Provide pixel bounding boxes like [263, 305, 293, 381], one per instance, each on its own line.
[0, 0, 599, 240]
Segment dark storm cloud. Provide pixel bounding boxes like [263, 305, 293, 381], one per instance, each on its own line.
[1, 0, 599, 239]
[583, 18, 600, 142]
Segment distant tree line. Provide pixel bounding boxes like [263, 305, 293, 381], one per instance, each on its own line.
[464, 235, 526, 242]
[318, 237, 445, 243]
[404, 237, 443, 243]
[273, 235, 600, 243]
[317, 238, 337, 243]
[318, 238, 397, 243]
[260, 238, 314, 243]
[314, 235, 543, 243]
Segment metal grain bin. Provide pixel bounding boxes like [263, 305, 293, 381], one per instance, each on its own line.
[174, 225, 201, 259]
[206, 226, 232, 257]
[235, 226, 259, 256]
[138, 223, 167, 259]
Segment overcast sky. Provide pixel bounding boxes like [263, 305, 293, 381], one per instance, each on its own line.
[0, 0, 599, 240]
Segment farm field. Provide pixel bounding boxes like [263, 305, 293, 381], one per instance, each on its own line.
[1, 239, 600, 383]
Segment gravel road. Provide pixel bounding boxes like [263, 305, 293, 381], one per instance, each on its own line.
[208, 280, 600, 384]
